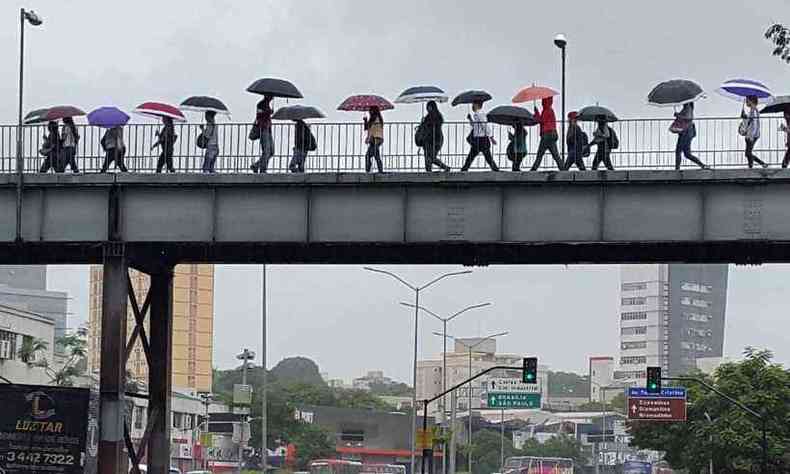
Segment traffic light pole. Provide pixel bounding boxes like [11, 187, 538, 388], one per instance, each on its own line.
[662, 376, 768, 473]
[420, 365, 525, 474]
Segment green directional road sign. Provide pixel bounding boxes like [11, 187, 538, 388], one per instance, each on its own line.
[487, 392, 541, 409]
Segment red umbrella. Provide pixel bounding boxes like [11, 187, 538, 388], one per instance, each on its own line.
[337, 94, 394, 112]
[133, 102, 186, 122]
[512, 85, 559, 104]
[44, 105, 85, 121]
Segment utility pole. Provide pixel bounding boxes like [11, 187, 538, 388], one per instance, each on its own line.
[236, 349, 255, 474]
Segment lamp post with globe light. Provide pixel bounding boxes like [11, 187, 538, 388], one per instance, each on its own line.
[554, 33, 567, 162]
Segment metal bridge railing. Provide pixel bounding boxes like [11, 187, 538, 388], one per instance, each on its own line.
[0, 117, 788, 174]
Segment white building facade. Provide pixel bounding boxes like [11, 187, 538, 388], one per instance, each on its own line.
[0, 304, 55, 385]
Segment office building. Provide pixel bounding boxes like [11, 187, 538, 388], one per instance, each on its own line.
[0, 266, 68, 351]
[588, 356, 618, 403]
[0, 303, 56, 385]
[88, 264, 215, 392]
[616, 264, 728, 384]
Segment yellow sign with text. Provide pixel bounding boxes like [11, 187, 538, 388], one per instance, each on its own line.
[416, 429, 433, 449]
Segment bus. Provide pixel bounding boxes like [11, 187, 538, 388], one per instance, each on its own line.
[504, 456, 574, 474]
[310, 460, 406, 474]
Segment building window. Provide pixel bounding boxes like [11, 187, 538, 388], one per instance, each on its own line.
[621, 327, 647, 336]
[340, 430, 364, 446]
[134, 406, 145, 429]
[684, 312, 711, 323]
[0, 330, 18, 361]
[687, 328, 712, 338]
[681, 282, 713, 293]
[621, 311, 648, 321]
[621, 341, 647, 350]
[621, 282, 648, 291]
[620, 356, 647, 365]
[621, 297, 646, 306]
[173, 412, 184, 429]
[681, 297, 710, 308]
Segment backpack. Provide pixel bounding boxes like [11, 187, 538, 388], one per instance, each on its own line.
[414, 124, 426, 147]
[609, 127, 619, 150]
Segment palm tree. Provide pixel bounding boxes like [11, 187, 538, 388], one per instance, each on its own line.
[17, 337, 48, 364]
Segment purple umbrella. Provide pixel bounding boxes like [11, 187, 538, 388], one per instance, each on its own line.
[87, 106, 130, 128]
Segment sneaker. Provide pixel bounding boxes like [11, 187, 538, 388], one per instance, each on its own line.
[250, 164, 258, 173]
[762, 163, 770, 169]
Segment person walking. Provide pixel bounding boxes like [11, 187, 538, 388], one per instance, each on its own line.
[364, 105, 385, 173]
[152, 117, 177, 173]
[418, 100, 450, 172]
[251, 95, 274, 173]
[200, 111, 219, 173]
[564, 111, 587, 170]
[672, 103, 708, 170]
[288, 119, 315, 173]
[587, 116, 618, 171]
[100, 125, 128, 172]
[741, 95, 768, 168]
[781, 110, 790, 168]
[38, 121, 61, 173]
[530, 96, 563, 171]
[460, 100, 499, 171]
[507, 122, 528, 171]
[61, 117, 80, 173]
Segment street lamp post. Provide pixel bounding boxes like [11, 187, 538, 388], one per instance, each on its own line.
[401, 302, 492, 474]
[590, 382, 624, 473]
[16, 8, 42, 242]
[435, 332, 509, 474]
[554, 33, 567, 163]
[365, 267, 472, 474]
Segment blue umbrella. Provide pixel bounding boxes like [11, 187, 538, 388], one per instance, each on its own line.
[87, 106, 130, 128]
[716, 78, 772, 103]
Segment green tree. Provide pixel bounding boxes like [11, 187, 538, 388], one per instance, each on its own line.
[576, 392, 626, 412]
[289, 423, 335, 470]
[765, 24, 790, 62]
[21, 335, 88, 386]
[270, 357, 325, 386]
[463, 429, 520, 474]
[628, 348, 790, 473]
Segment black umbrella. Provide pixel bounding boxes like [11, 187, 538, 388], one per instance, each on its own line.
[761, 95, 790, 114]
[23, 108, 50, 125]
[180, 96, 231, 116]
[451, 90, 493, 107]
[648, 79, 705, 107]
[272, 105, 326, 121]
[577, 105, 618, 122]
[486, 105, 538, 126]
[246, 78, 303, 98]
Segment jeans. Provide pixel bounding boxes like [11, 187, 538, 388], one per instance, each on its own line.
[289, 149, 308, 173]
[62, 146, 79, 172]
[461, 136, 498, 171]
[745, 138, 766, 168]
[675, 128, 705, 170]
[202, 146, 219, 173]
[365, 139, 383, 172]
[591, 146, 614, 170]
[782, 144, 790, 168]
[564, 152, 586, 171]
[252, 129, 274, 172]
[156, 146, 175, 173]
[101, 147, 128, 172]
[530, 131, 563, 171]
[423, 145, 450, 172]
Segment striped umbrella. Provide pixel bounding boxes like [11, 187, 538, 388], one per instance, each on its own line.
[395, 86, 448, 104]
[716, 79, 773, 103]
[133, 102, 186, 122]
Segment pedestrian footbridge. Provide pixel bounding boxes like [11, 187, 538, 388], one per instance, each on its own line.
[2, 169, 790, 265]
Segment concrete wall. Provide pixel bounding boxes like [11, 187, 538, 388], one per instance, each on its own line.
[0, 266, 46, 290]
[0, 304, 55, 385]
[0, 285, 68, 350]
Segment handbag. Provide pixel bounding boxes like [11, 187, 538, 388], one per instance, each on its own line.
[248, 124, 261, 141]
[669, 118, 689, 134]
[738, 119, 749, 137]
[196, 133, 207, 149]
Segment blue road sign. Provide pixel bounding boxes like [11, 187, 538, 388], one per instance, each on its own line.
[628, 387, 686, 399]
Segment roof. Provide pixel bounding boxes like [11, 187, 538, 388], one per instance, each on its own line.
[0, 303, 55, 325]
[589, 356, 614, 361]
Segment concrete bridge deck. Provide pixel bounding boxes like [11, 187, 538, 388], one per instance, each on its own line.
[2, 169, 790, 265]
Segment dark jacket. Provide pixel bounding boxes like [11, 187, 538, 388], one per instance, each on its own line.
[420, 112, 444, 151]
[293, 121, 314, 152]
[156, 125, 178, 153]
[566, 123, 588, 157]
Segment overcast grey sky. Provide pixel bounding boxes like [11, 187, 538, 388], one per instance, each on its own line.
[11, 0, 790, 381]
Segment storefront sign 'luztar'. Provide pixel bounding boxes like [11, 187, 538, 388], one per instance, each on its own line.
[0, 384, 90, 474]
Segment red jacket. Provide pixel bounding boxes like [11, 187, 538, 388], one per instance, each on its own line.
[534, 96, 557, 135]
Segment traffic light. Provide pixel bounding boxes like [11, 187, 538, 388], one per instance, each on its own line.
[522, 357, 538, 384]
[646, 366, 662, 394]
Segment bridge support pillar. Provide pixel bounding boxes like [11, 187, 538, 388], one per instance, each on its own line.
[147, 267, 174, 474]
[98, 254, 129, 474]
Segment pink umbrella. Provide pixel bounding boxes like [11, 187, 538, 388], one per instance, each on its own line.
[44, 105, 86, 121]
[337, 94, 394, 112]
[512, 85, 559, 104]
[133, 102, 186, 122]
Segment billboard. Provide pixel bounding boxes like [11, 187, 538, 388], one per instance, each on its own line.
[622, 461, 652, 474]
[0, 384, 90, 474]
